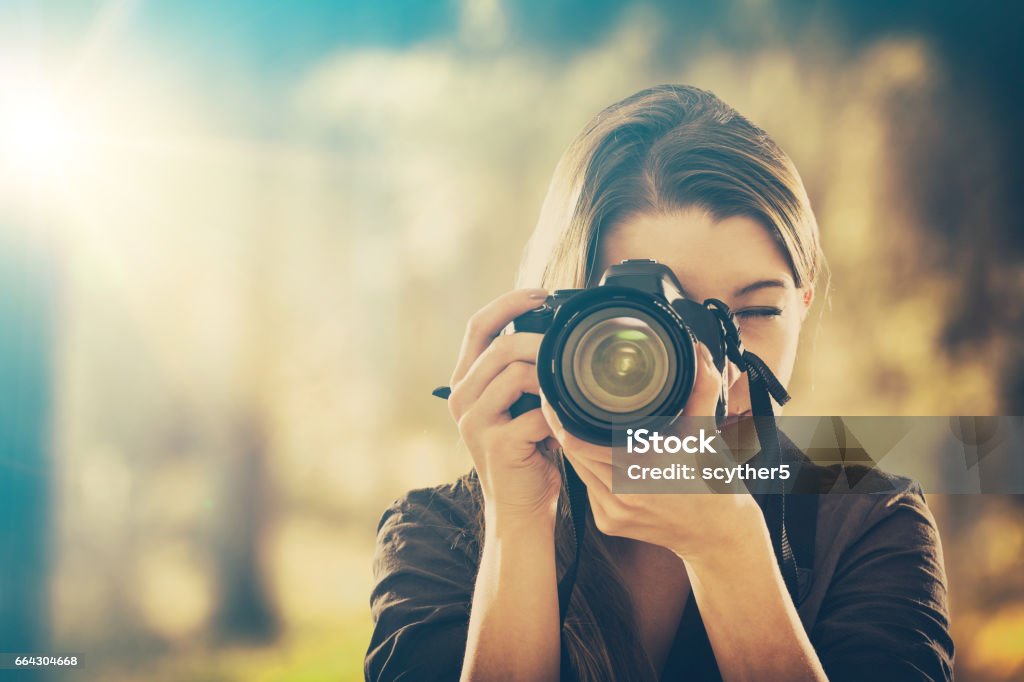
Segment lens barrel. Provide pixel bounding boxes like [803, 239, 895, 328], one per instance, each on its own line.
[537, 286, 697, 445]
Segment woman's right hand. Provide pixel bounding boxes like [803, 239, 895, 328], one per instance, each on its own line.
[447, 288, 563, 528]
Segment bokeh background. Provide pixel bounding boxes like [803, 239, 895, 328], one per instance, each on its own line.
[1, 1, 1022, 680]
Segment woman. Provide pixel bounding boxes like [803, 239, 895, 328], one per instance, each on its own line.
[365, 85, 953, 681]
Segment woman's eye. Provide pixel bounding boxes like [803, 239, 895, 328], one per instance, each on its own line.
[735, 307, 783, 320]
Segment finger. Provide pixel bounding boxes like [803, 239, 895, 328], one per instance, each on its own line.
[449, 333, 543, 417]
[540, 398, 582, 451]
[565, 454, 613, 529]
[473, 361, 541, 421]
[499, 407, 553, 445]
[539, 397, 621, 466]
[562, 444, 612, 495]
[537, 436, 561, 460]
[450, 288, 548, 386]
[563, 447, 615, 490]
[681, 341, 724, 417]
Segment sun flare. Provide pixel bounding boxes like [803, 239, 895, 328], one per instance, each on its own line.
[0, 83, 84, 184]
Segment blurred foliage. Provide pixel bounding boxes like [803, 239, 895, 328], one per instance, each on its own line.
[0, 1, 1022, 681]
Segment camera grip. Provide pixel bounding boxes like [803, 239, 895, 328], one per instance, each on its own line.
[507, 303, 552, 419]
[509, 392, 541, 418]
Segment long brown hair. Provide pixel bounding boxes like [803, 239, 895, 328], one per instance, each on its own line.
[488, 84, 825, 679]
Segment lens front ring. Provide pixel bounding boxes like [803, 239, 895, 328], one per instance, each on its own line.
[536, 286, 698, 446]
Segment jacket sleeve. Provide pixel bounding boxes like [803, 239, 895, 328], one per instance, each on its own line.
[810, 486, 955, 682]
[364, 488, 479, 682]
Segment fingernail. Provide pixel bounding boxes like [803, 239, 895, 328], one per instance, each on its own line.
[526, 288, 548, 300]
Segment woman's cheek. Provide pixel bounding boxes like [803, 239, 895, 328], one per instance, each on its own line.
[738, 318, 800, 387]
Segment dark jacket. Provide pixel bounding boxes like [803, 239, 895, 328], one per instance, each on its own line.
[365, 434, 954, 681]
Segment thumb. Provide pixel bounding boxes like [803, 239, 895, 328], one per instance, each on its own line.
[681, 342, 723, 417]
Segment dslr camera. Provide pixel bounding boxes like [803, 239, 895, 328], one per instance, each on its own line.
[510, 258, 737, 445]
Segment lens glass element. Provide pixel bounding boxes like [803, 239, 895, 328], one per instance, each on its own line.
[572, 316, 670, 413]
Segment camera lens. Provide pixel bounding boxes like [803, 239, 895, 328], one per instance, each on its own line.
[574, 318, 669, 412]
[533, 269, 701, 445]
[564, 312, 673, 415]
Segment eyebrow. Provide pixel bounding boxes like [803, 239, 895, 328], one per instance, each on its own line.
[733, 279, 790, 297]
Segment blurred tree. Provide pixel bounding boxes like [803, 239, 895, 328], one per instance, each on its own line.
[0, 224, 54, 653]
[211, 412, 278, 642]
[211, 164, 281, 643]
[822, 0, 1024, 413]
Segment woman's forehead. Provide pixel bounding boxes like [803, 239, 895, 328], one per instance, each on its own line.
[598, 209, 795, 298]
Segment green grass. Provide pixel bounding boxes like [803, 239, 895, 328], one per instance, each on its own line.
[71, 615, 373, 682]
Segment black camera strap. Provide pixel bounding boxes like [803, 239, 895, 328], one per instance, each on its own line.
[702, 298, 799, 599]
[556, 452, 588, 624]
[734, 350, 799, 598]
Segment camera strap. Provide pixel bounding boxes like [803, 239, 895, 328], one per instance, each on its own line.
[732, 350, 800, 599]
[704, 298, 799, 601]
[557, 452, 588, 624]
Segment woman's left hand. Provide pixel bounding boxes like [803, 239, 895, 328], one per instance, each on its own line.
[540, 341, 768, 563]
[543, 342, 829, 682]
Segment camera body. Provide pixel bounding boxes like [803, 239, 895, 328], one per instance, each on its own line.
[510, 259, 731, 445]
